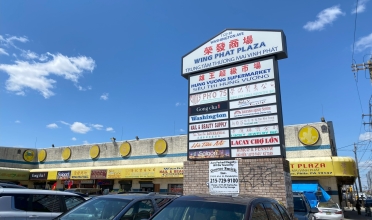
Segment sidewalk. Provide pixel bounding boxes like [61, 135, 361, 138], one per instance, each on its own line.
[343, 207, 372, 219]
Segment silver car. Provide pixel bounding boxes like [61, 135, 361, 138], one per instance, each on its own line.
[0, 188, 86, 219]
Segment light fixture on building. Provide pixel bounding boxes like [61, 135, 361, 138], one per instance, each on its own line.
[321, 117, 326, 122]
[52, 144, 55, 148]
[110, 137, 116, 143]
[136, 136, 139, 141]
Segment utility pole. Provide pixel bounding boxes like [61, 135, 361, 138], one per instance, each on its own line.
[353, 143, 363, 197]
[351, 56, 372, 84]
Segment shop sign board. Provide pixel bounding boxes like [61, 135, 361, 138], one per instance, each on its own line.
[231, 136, 280, 147]
[189, 120, 229, 132]
[57, 171, 71, 180]
[189, 129, 230, 141]
[107, 169, 122, 179]
[189, 139, 230, 150]
[189, 89, 228, 106]
[189, 149, 230, 160]
[209, 160, 239, 195]
[230, 125, 279, 137]
[123, 168, 155, 178]
[229, 80, 275, 100]
[182, 29, 286, 76]
[231, 146, 281, 157]
[0, 170, 29, 180]
[71, 170, 91, 179]
[289, 161, 334, 176]
[229, 95, 276, 109]
[156, 166, 184, 178]
[90, 170, 107, 179]
[230, 115, 278, 128]
[30, 172, 48, 180]
[189, 59, 275, 94]
[189, 111, 228, 123]
[189, 102, 229, 115]
[230, 105, 277, 118]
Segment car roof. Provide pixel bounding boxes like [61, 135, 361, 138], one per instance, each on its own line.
[0, 183, 27, 188]
[0, 188, 85, 196]
[94, 193, 178, 200]
[172, 194, 272, 205]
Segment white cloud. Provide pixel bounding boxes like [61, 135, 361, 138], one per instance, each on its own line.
[0, 48, 8, 56]
[355, 33, 372, 52]
[359, 132, 372, 141]
[83, 140, 89, 145]
[21, 50, 39, 60]
[71, 122, 91, 134]
[91, 124, 103, 130]
[0, 35, 28, 47]
[39, 53, 48, 62]
[71, 137, 77, 141]
[176, 102, 185, 106]
[352, 0, 369, 14]
[59, 120, 70, 126]
[106, 127, 114, 132]
[180, 128, 185, 132]
[100, 93, 109, 100]
[15, 120, 20, 123]
[303, 5, 344, 31]
[46, 123, 59, 129]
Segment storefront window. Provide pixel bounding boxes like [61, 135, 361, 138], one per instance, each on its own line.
[168, 184, 183, 194]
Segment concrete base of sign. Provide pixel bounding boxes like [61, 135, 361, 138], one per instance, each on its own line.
[183, 157, 294, 216]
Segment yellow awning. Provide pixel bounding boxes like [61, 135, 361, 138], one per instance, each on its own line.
[287, 157, 357, 177]
[0, 167, 30, 181]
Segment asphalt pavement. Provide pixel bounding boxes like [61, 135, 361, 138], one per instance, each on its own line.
[344, 207, 372, 219]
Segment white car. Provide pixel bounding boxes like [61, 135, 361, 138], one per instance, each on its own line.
[314, 202, 343, 220]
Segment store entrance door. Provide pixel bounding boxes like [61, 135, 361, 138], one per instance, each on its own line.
[140, 182, 154, 192]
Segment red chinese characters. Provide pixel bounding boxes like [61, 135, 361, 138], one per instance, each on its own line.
[242, 64, 248, 72]
[229, 39, 239, 49]
[199, 74, 205, 81]
[219, 70, 226, 77]
[230, 67, 237, 75]
[209, 72, 215, 79]
[216, 42, 225, 52]
[254, 62, 261, 69]
[204, 46, 213, 55]
[243, 35, 253, 44]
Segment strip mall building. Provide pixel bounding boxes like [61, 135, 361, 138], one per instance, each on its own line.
[0, 121, 356, 205]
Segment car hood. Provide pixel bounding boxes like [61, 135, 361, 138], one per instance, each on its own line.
[294, 212, 309, 220]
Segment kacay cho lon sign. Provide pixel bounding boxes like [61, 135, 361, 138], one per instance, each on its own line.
[209, 160, 239, 195]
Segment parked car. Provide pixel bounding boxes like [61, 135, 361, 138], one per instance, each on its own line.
[0, 188, 86, 219]
[146, 194, 292, 220]
[64, 188, 102, 196]
[54, 192, 179, 220]
[314, 202, 343, 220]
[0, 183, 27, 189]
[293, 192, 318, 220]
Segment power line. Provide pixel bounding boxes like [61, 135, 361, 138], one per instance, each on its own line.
[351, 0, 359, 64]
[337, 137, 372, 149]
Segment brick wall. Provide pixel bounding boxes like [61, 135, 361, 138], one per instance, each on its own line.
[183, 158, 294, 216]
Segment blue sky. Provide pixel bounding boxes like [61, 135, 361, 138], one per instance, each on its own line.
[1, 1, 372, 186]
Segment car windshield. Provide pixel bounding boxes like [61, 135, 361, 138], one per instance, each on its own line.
[59, 197, 131, 220]
[318, 202, 339, 209]
[152, 199, 247, 220]
[293, 197, 307, 212]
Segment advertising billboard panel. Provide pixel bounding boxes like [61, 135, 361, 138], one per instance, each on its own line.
[189, 139, 230, 150]
[229, 80, 275, 100]
[189, 129, 230, 141]
[189, 120, 229, 132]
[189, 89, 228, 106]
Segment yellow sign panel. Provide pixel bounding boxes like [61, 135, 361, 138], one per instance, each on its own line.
[120, 142, 131, 157]
[23, 150, 35, 162]
[154, 139, 167, 154]
[47, 171, 57, 180]
[38, 149, 47, 162]
[107, 169, 122, 179]
[123, 167, 156, 178]
[298, 126, 319, 145]
[90, 145, 100, 159]
[71, 170, 91, 179]
[0, 170, 29, 180]
[332, 158, 357, 177]
[290, 161, 334, 176]
[62, 148, 71, 160]
[155, 166, 183, 178]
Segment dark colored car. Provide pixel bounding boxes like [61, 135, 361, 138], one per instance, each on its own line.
[54, 192, 179, 220]
[147, 194, 292, 220]
[0, 183, 27, 189]
[293, 192, 318, 220]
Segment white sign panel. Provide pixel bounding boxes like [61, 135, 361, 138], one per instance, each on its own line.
[189, 120, 229, 132]
[231, 146, 281, 157]
[230, 105, 277, 118]
[189, 139, 230, 150]
[229, 95, 276, 109]
[230, 115, 278, 128]
[189, 111, 228, 123]
[209, 160, 239, 194]
[189, 89, 228, 106]
[229, 80, 276, 100]
[230, 136, 280, 147]
[189, 129, 230, 141]
[183, 30, 285, 75]
[189, 59, 274, 94]
[230, 125, 279, 137]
